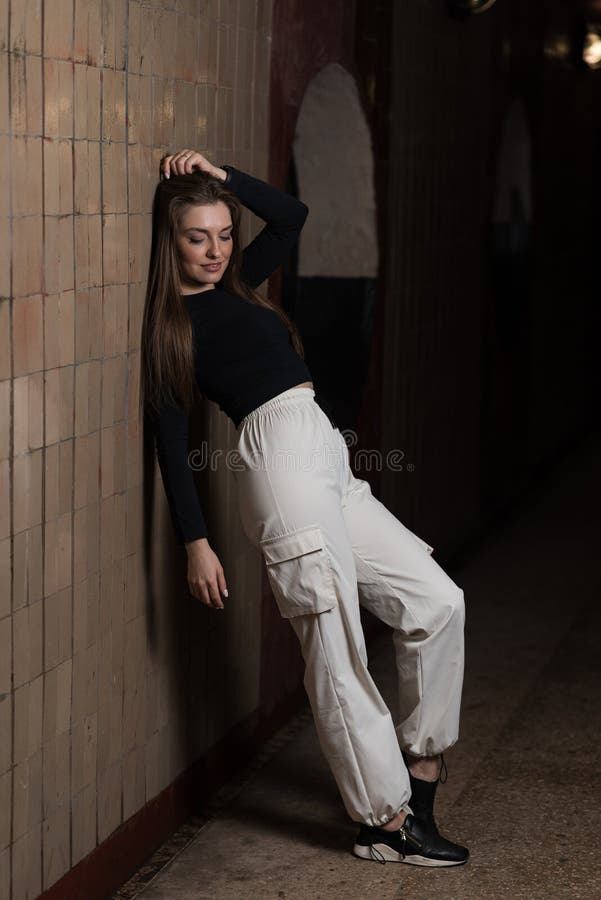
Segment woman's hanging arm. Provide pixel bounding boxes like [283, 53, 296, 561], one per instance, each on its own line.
[152, 401, 209, 545]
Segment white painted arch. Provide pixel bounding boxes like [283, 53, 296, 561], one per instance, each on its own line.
[293, 62, 378, 279]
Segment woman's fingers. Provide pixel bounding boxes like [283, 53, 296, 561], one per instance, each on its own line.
[189, 577, 224, 609]
[217, 569, 229, 601]
[160, 150, 211, 179]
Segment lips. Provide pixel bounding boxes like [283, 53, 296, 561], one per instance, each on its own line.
[202, 263, 222, 272]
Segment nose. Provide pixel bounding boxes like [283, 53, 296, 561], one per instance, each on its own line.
[206, 237, 222, 259]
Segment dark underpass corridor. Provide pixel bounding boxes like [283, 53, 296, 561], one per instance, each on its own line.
[115, 431, 601, 899]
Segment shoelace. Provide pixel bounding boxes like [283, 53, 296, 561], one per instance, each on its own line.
[368, 827, 407, 865]
[439, 752, 448, 784]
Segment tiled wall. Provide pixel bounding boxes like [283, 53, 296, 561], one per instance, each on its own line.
[0, 1, 272, 896]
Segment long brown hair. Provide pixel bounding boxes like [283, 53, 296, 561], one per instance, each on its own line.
[140, 170, 305, 418]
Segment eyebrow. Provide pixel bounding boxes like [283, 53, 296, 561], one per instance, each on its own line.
[183, 224, 233, 234]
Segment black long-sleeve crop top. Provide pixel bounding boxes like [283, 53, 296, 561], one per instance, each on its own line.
[150, 165, 314, 545]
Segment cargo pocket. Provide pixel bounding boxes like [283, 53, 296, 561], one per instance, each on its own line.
[259, 524, 338, 618]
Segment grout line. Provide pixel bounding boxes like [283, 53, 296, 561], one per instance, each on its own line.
[68, 0, 76, 877]
[7, 5, 15, 900]
[39, 0, 47, 891]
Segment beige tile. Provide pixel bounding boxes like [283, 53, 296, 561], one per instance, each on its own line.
[10, 53, 43, 135]
[101, 140, 127, 214]
[0, 54, 8, 137]
[0, 537, 9, 618]
[0, 0, 7, 48]
[216, 85, 234, 152]
[100, 492, 126, 569]
[71, 783, 96, 865]
[0, 217, 9, 298]
[0, 380, 9, 461]
[74, 140, 101, 213]
[127, 74, 152, 146]
[257, 0, 272, 34]
[0, 301, 9, 379]
[74, 215, 103, 290]
[74, 0, 102, 66]
[12, 525, 43, 611]
[44, 586, 72, 671]
[42, 729, 70, 818]
[44, 138, 74, 216]
[0, 768, 10, 853]
[218, 23, 236, 89]
[97, 758, 122, 843]
[87, 358, 102, 431]
[127, 214, 149, 286]
[71, 641, 98, 724]
[152, 77, 175, 147]
[13, 598, 43, 688]
[175, 14, 198, 82]
[44, 291, 75, 370]
[13, 295, 43, 377]
[13, 675, 43, 764]
[13, 373, 44, 454]
[71, 713, 97, 795]
[236, 27, 255, 93]
[10, 0, 42, 54]
[234, 89, 252, 151]
[102, 0, 127, 70]
[123, 744, 145, 821]
[73, 572, 100, 652]
[43, 512, 72, 596]
[0, 687, 11, 774]
[44, 58, 74, 139]
[11, 823, 42, 900]
[74, 63, 101, 139]
[101, 68, 126, 142]
[42, 802, 70, 889]
[74, 363, 90, 437]
[43, 659, 72, 742]
[199, 17, 219, 84]
[73, 432, 98, 513]
[12, 135, 43, 216]
[175, 79, 197, 149]
[0, 614, 9, 694]
[12, 216, 43, 297]
[12, 449, 43, 535]
[44, 366, 74, 446]
[0, 136, 8, 218]
[12, 747, 42, 842]
[126, 483, 143, 557]
[44, 216, 75, 295]
[102, 214, 129, 284]
[128, 281, 147, 353]
[44, 0, 74, 59]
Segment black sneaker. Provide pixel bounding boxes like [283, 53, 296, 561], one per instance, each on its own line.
[352, 813, 469, 867]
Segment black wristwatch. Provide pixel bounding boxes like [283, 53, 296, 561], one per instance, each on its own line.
[220, 164, 233, 186]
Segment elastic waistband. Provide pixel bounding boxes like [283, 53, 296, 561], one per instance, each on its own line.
[237, 386, 316, 430]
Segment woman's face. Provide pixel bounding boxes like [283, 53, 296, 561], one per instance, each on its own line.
[175, 201, 234, 293]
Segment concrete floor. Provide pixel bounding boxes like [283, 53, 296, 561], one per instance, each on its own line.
[123, 432, 601, 900]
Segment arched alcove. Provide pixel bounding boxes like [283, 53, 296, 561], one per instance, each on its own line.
[280, 62, 378, 430]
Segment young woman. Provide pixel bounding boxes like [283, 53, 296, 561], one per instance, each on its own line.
[140, 149, 469, 868]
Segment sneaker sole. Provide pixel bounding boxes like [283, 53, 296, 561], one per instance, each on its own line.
[352, 843, 468, 867]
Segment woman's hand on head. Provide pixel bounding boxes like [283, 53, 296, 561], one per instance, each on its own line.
[184, 538, 229, 609]
[160, 150, 227, 183]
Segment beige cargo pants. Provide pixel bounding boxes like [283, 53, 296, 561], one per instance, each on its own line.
[234, 386, 465, 827]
